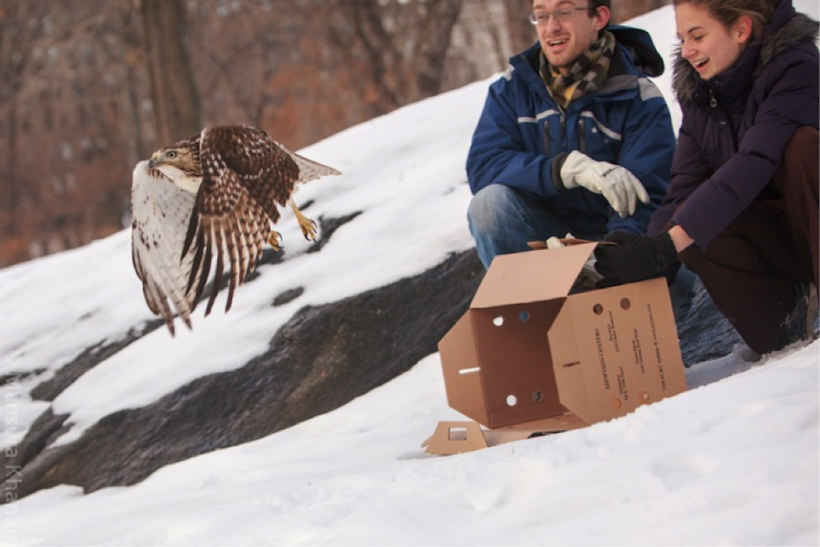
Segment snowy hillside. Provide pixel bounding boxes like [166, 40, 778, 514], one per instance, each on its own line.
[2, 3, 819, 546]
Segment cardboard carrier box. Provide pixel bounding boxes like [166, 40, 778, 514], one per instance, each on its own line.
[423, 241, 687, 455]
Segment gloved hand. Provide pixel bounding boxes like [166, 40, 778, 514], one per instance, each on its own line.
[559, 151, 649, 218]
[594, 231, 679, 285]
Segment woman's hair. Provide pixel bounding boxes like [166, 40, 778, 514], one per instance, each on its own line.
[673, 0, 779, 39]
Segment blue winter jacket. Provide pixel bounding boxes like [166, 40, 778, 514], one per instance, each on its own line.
[466, 26, 676, 235]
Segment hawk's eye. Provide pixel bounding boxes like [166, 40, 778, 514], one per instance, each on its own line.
[166, 151, 178, 159]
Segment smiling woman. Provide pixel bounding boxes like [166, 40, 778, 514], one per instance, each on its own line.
[595, 0, 820, 355]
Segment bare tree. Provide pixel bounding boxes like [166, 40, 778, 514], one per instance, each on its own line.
[140, 0, 201, 145]
[327, 0, 464, 116]
[0, 0, 672, 267]
[505, 0, 536, 55]
[0, 0, 49, 237]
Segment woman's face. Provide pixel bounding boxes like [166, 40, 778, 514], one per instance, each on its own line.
[675, 2, 753, 81]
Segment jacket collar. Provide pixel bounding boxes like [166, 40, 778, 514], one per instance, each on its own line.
[673, 0, 819, 105]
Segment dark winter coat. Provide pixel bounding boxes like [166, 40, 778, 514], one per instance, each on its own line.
[649, 0, 820, 249]
[467, 26, 676, 236]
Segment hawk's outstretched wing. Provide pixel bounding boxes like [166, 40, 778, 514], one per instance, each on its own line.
[131, 161, 204, 334]
[181, 126, 338, 317]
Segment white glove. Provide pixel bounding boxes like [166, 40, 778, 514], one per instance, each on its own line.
[545, 233, 574, 249]
[559, 151, 649, 218]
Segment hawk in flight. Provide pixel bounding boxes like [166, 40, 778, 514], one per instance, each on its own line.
[131, 125, 340, 335]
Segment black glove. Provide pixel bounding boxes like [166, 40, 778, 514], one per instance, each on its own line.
[594, 232, 679, 286]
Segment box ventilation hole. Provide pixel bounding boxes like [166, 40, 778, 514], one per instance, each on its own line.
[593, 304, 604, 315]
[532, 390, 543, 402]
[506, 395, 518, 407]
[493, 316, 504, 327]
[620, 298, 631, 310]
[519, 310, 530, 322]
[458, 367, 481, 375]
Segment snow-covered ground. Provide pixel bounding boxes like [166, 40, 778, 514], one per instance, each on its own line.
[1, 3, 818, 546]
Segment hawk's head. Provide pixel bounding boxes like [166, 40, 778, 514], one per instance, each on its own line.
[149, 139, 201, 179]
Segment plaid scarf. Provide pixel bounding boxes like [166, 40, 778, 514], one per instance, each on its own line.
[540, 31, 616, 109]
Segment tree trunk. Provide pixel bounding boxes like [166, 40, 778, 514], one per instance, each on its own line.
[413, 0, 464, 98]
[328, 0, 464, 117]
[505, 0, 536, 55]
[140, 0, 201, 146]
[3, 96, 19, 236]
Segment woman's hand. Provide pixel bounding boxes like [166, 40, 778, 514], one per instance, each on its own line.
[594, 231, 680, 286]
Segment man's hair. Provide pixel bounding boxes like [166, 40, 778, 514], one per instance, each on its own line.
[673, 0, 778, 40]
[531, 0, 611, 12]
[587, 0, 612, 15]
[588, 0, 612, 33]
[530, 0, 613, 34]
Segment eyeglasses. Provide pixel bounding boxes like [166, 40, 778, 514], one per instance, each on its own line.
[529, 7, 590, 26]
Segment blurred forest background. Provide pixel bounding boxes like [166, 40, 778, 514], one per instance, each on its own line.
[0, 0, 669, 267]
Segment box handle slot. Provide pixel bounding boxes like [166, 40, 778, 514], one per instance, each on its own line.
[448, 427, 468, 441]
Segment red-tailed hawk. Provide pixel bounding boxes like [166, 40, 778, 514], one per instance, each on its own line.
[131, 125, 340, 335]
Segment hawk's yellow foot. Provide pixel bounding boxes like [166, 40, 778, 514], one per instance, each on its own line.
[268, 230, 283, 252]
[289, 200, 317, 241]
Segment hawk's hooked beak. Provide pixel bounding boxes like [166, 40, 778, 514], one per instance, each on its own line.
[148, 154, 161, 169]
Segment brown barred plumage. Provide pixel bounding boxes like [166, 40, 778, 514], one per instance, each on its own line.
[131, 125, 340, 335]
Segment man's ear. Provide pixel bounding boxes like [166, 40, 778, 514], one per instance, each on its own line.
[594, 6, 611, 32]
[735, 14, 754, 43]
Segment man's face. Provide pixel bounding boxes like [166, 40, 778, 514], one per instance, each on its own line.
[532, 0, 610, 76]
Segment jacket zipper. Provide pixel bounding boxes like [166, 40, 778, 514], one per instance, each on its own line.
[709, 88, 738, 149]
[578, 118, 587, 154]
[560, 114, 567, 149]
[544, 119, 550, 157]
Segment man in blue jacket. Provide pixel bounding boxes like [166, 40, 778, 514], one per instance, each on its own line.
[466, 0, 693, 318]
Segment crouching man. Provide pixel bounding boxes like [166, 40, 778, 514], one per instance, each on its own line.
[466, 0, 695, 321]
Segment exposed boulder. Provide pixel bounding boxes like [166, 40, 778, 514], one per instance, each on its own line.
[5, 250, 485, 498]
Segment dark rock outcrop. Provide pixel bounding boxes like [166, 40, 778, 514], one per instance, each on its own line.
[5, 250, 485, 498]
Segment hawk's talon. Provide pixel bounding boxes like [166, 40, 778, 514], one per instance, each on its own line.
[300, 218, 318, 242]
[268, 230, 283, 252]
[289, 199, 318, 242]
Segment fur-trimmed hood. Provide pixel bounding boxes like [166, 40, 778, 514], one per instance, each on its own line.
[672, 0, 819, 104]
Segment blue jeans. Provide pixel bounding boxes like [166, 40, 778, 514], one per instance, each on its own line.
[467, 184, 696, 323]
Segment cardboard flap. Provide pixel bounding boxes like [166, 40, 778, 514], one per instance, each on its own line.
[472, 243, 598, 308]
[422, 421, 536, 455]
[422, 422, 489, 455]
[555, 279, 687, 424]
[547, 301, 591, 421]
[439, 313, 490, 426]
[502, 413, 589, 432]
